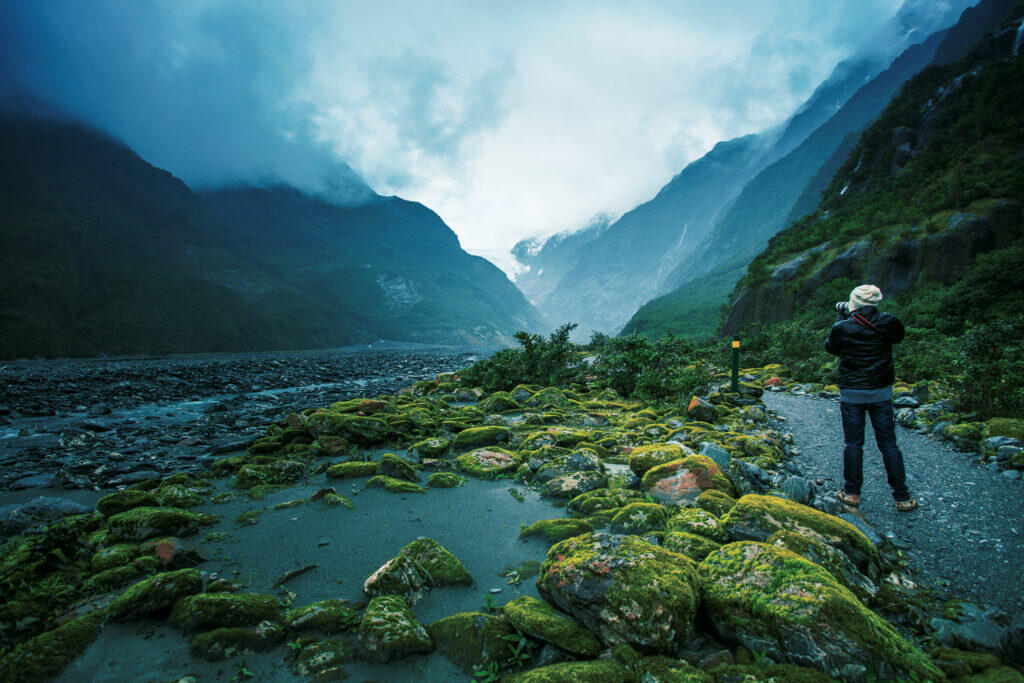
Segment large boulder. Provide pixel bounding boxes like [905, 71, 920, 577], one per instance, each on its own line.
[721, 494, 879, 574]
[542, 471, 608, 499]
[426, 612, 515, 672]
[567, 488, 646, 517]
[358, 594, 432, 662]
[453, 426, 511, 450]
[109, 568, 203, 621]
[106, 507, 216, 542]
[363, 537, 472, 603]
[478, 392, 521, 413]
[641, 455, 734, 506]
[536, 532, 700, 653]
[627, 443, 688, 476]
[700, 542, 941, 681]
[456, 448, 522, 477]
[766, 530, 876, 603]
[534, 450, 603, 484]
[525, 387, 572, 409]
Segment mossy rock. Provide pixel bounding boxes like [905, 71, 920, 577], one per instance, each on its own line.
[525, 387, 571, 410]
[505, 657, 631, 681]
[456, 447, 523, 478]
[363, 537, 472, 603]
[91, 544, 139, 572]
[519, 518, 594, 544]
[666, 508, 728, 542]
[286, 598, 361, 634]
[109, 568, 203, 620]
[407, 437, 452, 460]
[478, 391, 522, 413]
[722, 494, 879, 573]
[707, 663, 833, 681]
[190, 623, 282, 661]
[642, 455, 734, 506]
[358, 594, 432, 663]
[627, 443, 688, 476]
[106, 507, 216, 542]
[153, 484, 204, 509]
[306, 412, 391, 445]
[326, 461, 379, 479]
[537, 532, 700, 653]
[322, 492, 354, 509]
[984, 418, 1024, 442]
[453, 425, 512, 450]
[534, 450, 603, 484]
[542, 471, 609, 499]
[503, 596, 601, 657]
[85, 564, 141, 591]
[316, 434, 353, 456]
[292, 637, 357, 678]
[96, 489, 160, 517]
[0, 608, 106, 680]
[942, 422, 984, 443]
[235, 460, 307, 489]
[700, 541, 940, 681]
[378, 453, 420, 482]
[695, 489, 738, 517]
[170, 592, 282, 633]
[661, 531, 721, 561]
[609, 502, 669, 534]
[427, 611, 515, 672]
[365, 475, 426, 494]
[637, 655, 711, 681]
[930, 646, 1007, 677]
[567, 488, 645, 517]
[766, 530, 877, 604]
[427, 472, 465, 488]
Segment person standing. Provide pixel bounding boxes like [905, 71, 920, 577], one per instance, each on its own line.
[825, 284, 918, 511]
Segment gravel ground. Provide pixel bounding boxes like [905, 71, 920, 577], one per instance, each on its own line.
[764, 392, 1024, 617]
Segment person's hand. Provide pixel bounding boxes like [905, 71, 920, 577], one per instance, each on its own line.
[835, 301, 850, 317]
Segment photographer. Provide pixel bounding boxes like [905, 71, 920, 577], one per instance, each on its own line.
[825, 284, 918, 512]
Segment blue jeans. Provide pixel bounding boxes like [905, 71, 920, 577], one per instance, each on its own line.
[840, 400, 910, 501]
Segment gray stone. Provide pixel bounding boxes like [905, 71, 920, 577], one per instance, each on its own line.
[982, 436, 1021, 452]
[893, 394, 921, 408]
[728, 459, 771, 495]
[698, 442, 731, 470]
[838, 513, 883, 548]
[9, 473, 58, 490]
[0, 496, 92, 537]
[779, 476, 811, 505]
[931, 604, 1006, 653]
[1001, 469, 1021, 480]
[996, 445, 1022, 462]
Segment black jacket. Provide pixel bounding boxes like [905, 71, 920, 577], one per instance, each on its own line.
[824, 306, 905, 389]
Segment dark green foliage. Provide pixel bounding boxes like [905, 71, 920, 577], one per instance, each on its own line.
[460, 324, 586, 392]
[589, 334, 714, 401]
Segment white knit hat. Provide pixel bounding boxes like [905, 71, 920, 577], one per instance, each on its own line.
[849, 284, 883, 311]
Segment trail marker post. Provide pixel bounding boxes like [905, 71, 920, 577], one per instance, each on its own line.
[731, 339, 740, 393]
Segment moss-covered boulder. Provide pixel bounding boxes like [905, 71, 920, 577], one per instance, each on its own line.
[363, 475, 425, 494]
[519, 518, 594, 544]
[378, 453, 420, 482]
[695, 489, 738, 517]
[627, 443, 688, 476]
[358, 594, 432, 662]
[326, 461, 379, 479]
[609, 502, 669, 534]
[505, 658, 631, 682]
[722, 494, 879, 573]
[984, 418, 1024, 442]
[453, 425, 512, 450]
[456, 447, 523, 478]
[407, 437, 451, 460]
[106, 507, 215, 542]
[154, 484, 204, 509]
[190, 623, 282, 661]
[661, 531, 721, 561]
[503, 596, 601, 657]
[235, 460, 307, 489]
[542, 471, 608, 499]
[170, 592, 282, 633]
[641, 455, 734, 507]
[91, 544, 139, 572]
[363, 537, 472, 603]
[96, 489, 159, 516]
[686, 396, 719, 422]
[525, 387, 571, 410]
[306, 412, 390, 445]
[291, 638, 357, 678]
[766, 530, 877, 603]
[537, 532, 700, 652]
[85, 564, 141, 591]
[427, 471, 465, 488]
[0, 609, 106, 680]
[567, 488, 646, 516]
[478, 391, 521, 413]
[427, 611, 515, 672]
[109, 568, 203, 620]
[700, 541, 941, 681]
[534, 450, 603, 484]
[286, 598, 361, 633]
[666, 507, 728, 542]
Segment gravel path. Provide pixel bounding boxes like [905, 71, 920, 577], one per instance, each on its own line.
[764, 392, 1024, 617]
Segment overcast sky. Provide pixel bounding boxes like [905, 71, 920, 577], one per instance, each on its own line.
[3, 0, 914, 259]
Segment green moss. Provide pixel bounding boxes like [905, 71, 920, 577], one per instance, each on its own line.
[695, 489, 738, 517]
[247, 483, 282, 500]
[504, 659, 631, 682]
[305, 412, 390, 445]
[640, 454, 731, 492]
[661, 531, 721, 561]
[85, 564, 141, 591]
[930, 646, 1005, 675]
[106, 507, 216, 542]
[699, 542, 940, 681]
[984, 418, 1024, 441]
[708, 663, 833, 682]
[503, 596, 601, 656]
[378, 453, 420, 482]
[154, 484, 204, 509]
[427, 472, 465, 488]
[286, 599, 360, 633]
[96, 489, 162, 519]
[453, 425, 512, 450]
[91, 544, 139, 572]
[640, 655, 711, 681]
[234, 460, 307, 489]
[426, 611, 515, 671]
[190, 623, 282, 661]
[525, 387, 571, 410]
[519, 519, 594, 543]
[322, 492, 354, 509]
[407, 437, 452, 459]
[170, 592, 282, 633]
[722, 494, 879, 572]
[627, 443, 687, 475]
[363, 537, 472, 601]
[943, 422, 984, 442]
[1, 609, 107, 680]
[235, 509, 264, 526]
[358, 594, 432, 662]
[766, 530, 876, 603]
[610, 502, 669, 534]
[456, 447, 523, 478]
[109, 568, 203, 620]
[326, 461, 379, 479]
[365, 475, 427, 494]
[292, 637, 357, 678]
[478, 391, 522, 413]
[666, 508, 728, 542]
[567, 488, 645, 516]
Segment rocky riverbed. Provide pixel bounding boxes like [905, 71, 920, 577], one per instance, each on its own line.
[0, 347, 483, 491]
